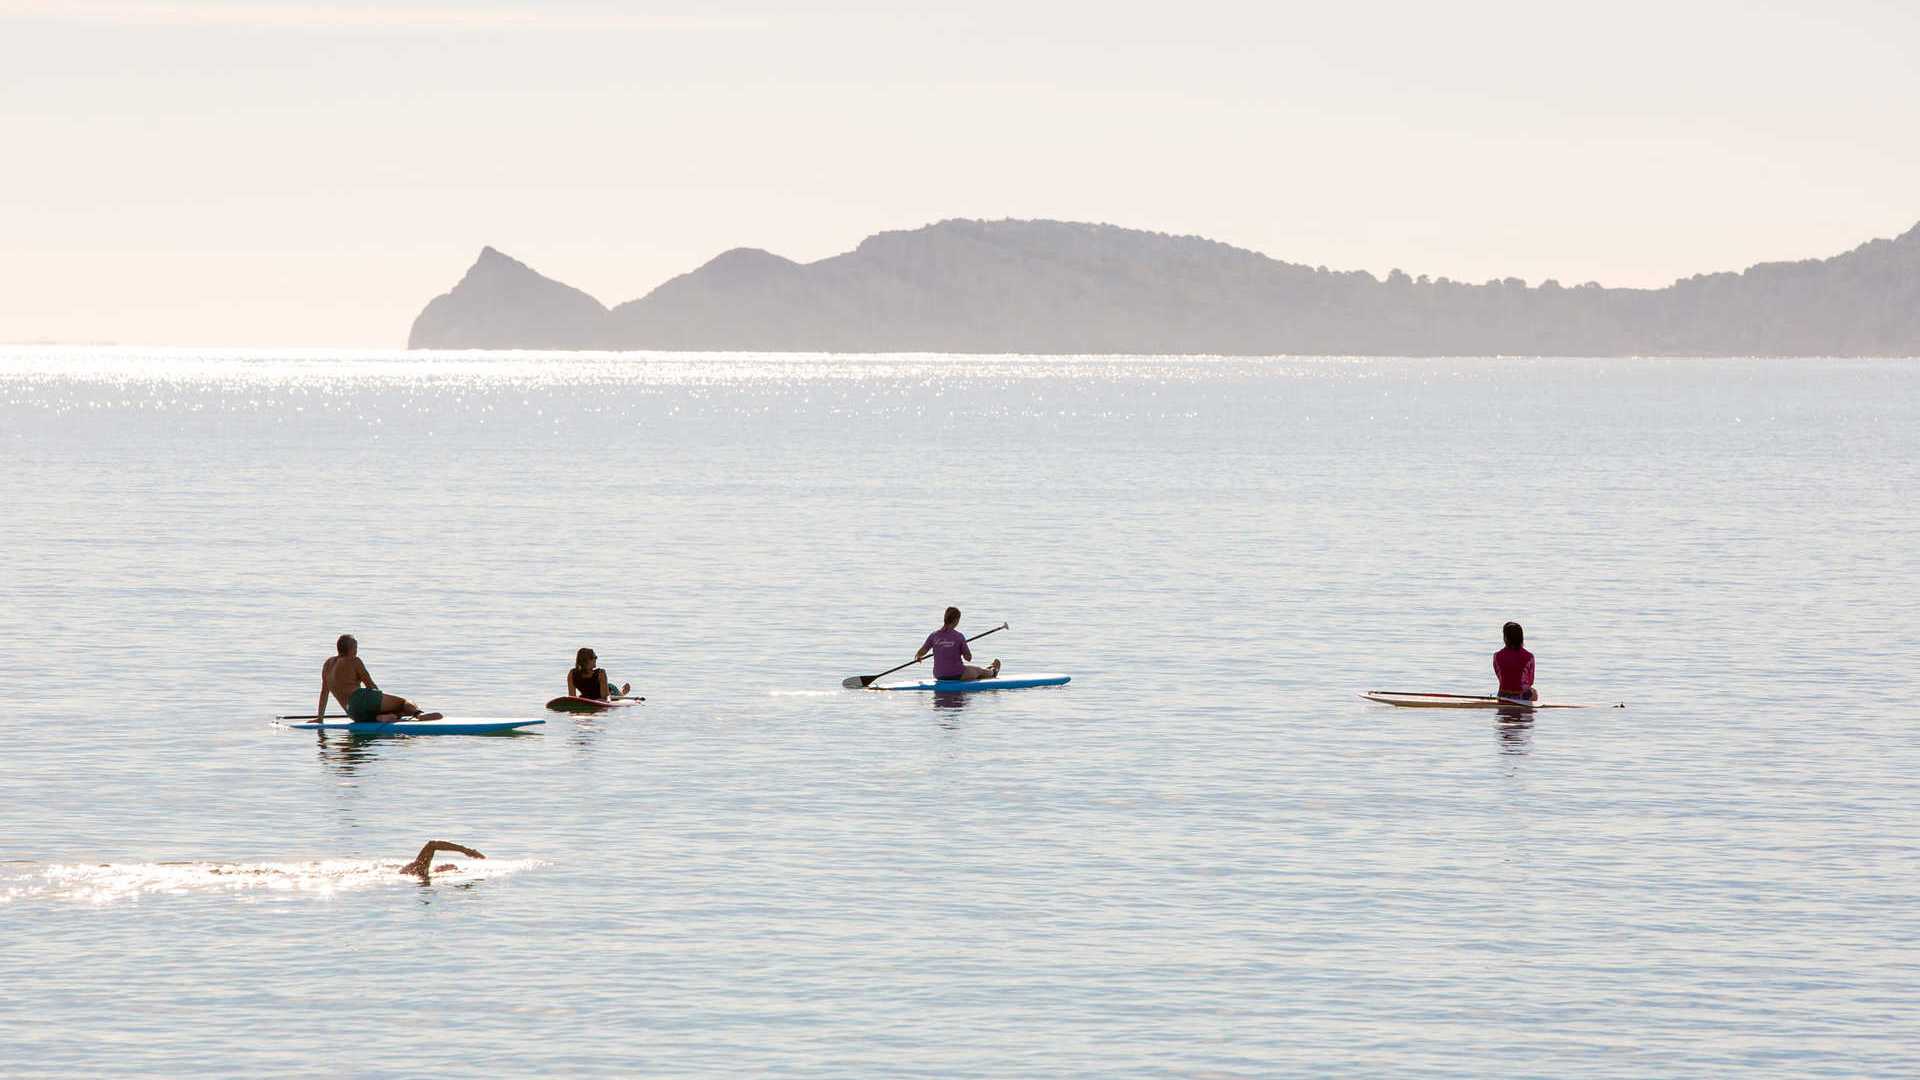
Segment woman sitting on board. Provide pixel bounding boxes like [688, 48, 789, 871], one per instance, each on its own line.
[915, 607, 1002, 682]
[568, 648, 632, 702]
[1494, 622, 1537, 702]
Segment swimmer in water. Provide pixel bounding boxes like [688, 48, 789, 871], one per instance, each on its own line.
[399, 840, 485, 880]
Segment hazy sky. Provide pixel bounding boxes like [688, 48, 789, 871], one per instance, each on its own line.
[3, 0, 1917, 345]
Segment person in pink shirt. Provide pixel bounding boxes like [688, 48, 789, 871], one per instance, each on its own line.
[1493, 621, 1537, 701]
[915, 606, 1002, 682]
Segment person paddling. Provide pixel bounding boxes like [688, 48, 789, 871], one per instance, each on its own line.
[1494, 621, 1537, 702]
[318, 634, 440, 723]
[567, 647, 631, 701]
[915, 607, 1002, 682]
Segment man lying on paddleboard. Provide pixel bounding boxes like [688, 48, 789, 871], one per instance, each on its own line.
[915, 607, 1002, 681]
[318, 634, 441, 723]
[1494, 621, 1537, 702]
[568, 647, 632, 701]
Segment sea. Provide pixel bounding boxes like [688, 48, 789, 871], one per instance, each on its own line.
[1, 348, 1915, 1077]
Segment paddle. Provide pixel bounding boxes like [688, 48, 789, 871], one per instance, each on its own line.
[842, 622, 1009, 689]
[1367, 691, 1510, 701]
[1368, 691, 1627, 709]
[275, 713, 406, 720]
[273, 714, 439, 721]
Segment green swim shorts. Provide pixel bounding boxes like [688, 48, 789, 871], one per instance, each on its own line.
[346, 687, 387, 722]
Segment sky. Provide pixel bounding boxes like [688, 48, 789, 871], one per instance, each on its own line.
[2, 0, 1917, 346]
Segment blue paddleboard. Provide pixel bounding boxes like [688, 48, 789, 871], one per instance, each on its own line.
[289, 718, 543, 735]
[874, 673, 1071, 692]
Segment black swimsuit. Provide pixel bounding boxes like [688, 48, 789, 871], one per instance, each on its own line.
[570, 668, 607, 699]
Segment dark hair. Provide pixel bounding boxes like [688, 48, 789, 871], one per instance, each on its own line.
[943, 606, 961, 627]
[576, 647, 596, 670]
[1503, 622, 1524, 649]
[337, 634, 356, 655]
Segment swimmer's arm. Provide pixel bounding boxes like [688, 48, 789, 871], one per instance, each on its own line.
[357, 657, 377, 691]
[401, 840, 486, 878]
[317, 662, 330, 720]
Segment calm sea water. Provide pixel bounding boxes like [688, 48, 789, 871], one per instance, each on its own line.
[2, 349, 1915, 1077]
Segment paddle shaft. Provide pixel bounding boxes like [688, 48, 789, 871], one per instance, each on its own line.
[288, 695, 642, 719]
[1369, 690, 1513, 701]
[855, 623, 1007, 687]
[277, 711, 437, 720]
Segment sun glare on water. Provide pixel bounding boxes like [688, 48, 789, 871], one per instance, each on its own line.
[0, 858, 541, 906]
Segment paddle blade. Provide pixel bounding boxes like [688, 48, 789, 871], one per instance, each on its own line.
[843, 675, 876, 689]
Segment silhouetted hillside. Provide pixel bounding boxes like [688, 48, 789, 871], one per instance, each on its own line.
[409, 246, 609, 349]
[408, 219, 1920, 355]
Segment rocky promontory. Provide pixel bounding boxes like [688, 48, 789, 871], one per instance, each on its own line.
[409, 218, 1920, 356]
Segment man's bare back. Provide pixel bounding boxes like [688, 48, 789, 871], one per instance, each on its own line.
[321, 654, 373, 712]
[318, 635, 438, 722]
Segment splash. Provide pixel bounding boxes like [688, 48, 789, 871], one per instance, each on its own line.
[0, 858, 540, 906]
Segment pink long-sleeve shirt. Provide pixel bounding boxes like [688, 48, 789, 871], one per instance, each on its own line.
[1493, 647, 1535, 696]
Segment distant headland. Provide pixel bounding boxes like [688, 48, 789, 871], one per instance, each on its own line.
[408, 218, 1920, 356]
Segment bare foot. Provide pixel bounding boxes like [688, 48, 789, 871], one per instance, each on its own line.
[414, 712, 444, 721]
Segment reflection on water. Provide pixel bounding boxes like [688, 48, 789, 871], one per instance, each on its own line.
[305, 728, 544, 779]
[566, 715, 614, 752]
[1496, 713, 1535, 755]
[313, 731, 385, 776]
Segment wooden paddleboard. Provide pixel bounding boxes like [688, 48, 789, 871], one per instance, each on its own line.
[1362, 692, 1594, 710]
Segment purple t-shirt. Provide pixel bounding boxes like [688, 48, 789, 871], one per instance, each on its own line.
[922, 627, 971, 679]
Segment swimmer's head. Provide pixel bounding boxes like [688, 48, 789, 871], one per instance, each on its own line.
[337, 634, 357, 656]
